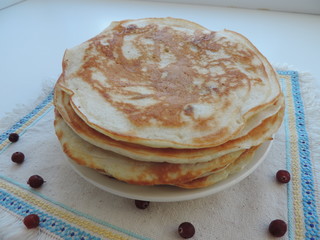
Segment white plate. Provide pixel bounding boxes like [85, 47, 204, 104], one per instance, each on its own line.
[66, 140, 273, 202]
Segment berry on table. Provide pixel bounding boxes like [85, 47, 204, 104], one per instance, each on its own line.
[23, 214, 40, 229]
[178, 222, 195, 239]
[27, 175, 45, 188]
[8, 133, 19, 142]
[11, 152, 25, 164]
[135, 200, 150, 209]
[276, 170, 291, 183]
[269, 219, 287, 237]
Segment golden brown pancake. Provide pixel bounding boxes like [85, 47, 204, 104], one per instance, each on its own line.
[175, 145, 259, 189]
[54, 84, 284, 164]
[57, 17, 282, 149]
[54, 110, 246, 186]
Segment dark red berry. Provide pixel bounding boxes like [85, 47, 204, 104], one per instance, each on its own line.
[178, 222, 195, 239]
[135, 200, 149, 209]
[23, 214, 40, 229]
[27, 175, 44, 188]
[269, 219, 287, 237]
[11, 152, 25, 164]
[276, 170, 291, 183]
[8, 133, 19, 142]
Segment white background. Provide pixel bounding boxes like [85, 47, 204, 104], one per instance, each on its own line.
[143, 0, 320, 14]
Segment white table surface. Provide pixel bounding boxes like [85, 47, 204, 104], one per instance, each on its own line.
[1, 0, 320, 119]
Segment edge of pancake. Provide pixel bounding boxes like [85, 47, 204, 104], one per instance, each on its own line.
[54, 109, 248, 185]
[54, 83, 284, 164]
[175, 145, 259, 189]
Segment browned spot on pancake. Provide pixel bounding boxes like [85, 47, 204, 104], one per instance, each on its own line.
[120, 163, 204, 186]
[144, 162, 182, 184]
[192, 31, 220, 51]
[146, 162, 195, 185]
[184, 105, 193, 116]
[124, 24, 138, 33]
[72, 23, 266, 128]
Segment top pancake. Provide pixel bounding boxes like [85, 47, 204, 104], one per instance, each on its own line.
[57, 17, 282, 149]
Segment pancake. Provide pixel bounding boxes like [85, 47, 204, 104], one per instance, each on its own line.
[54, 110, 246, 185]
[57, 17, 282, 149]
[176, 145, 259, 189]
[232, 95, 283, 139]
[54, 84, 284, 164]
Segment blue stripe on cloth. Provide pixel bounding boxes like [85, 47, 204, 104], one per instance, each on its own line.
[0, 90, 54, 145]
[290, 71, 320, 239]
[279, 75, 295, 240]
[278, 70, 320, 240]
[0, 174, 152, 240]
[0, 189, 101, 240]
[0, 105, 54, 155]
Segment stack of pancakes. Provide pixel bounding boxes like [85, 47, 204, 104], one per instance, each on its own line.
[53, 18, 284, 189]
